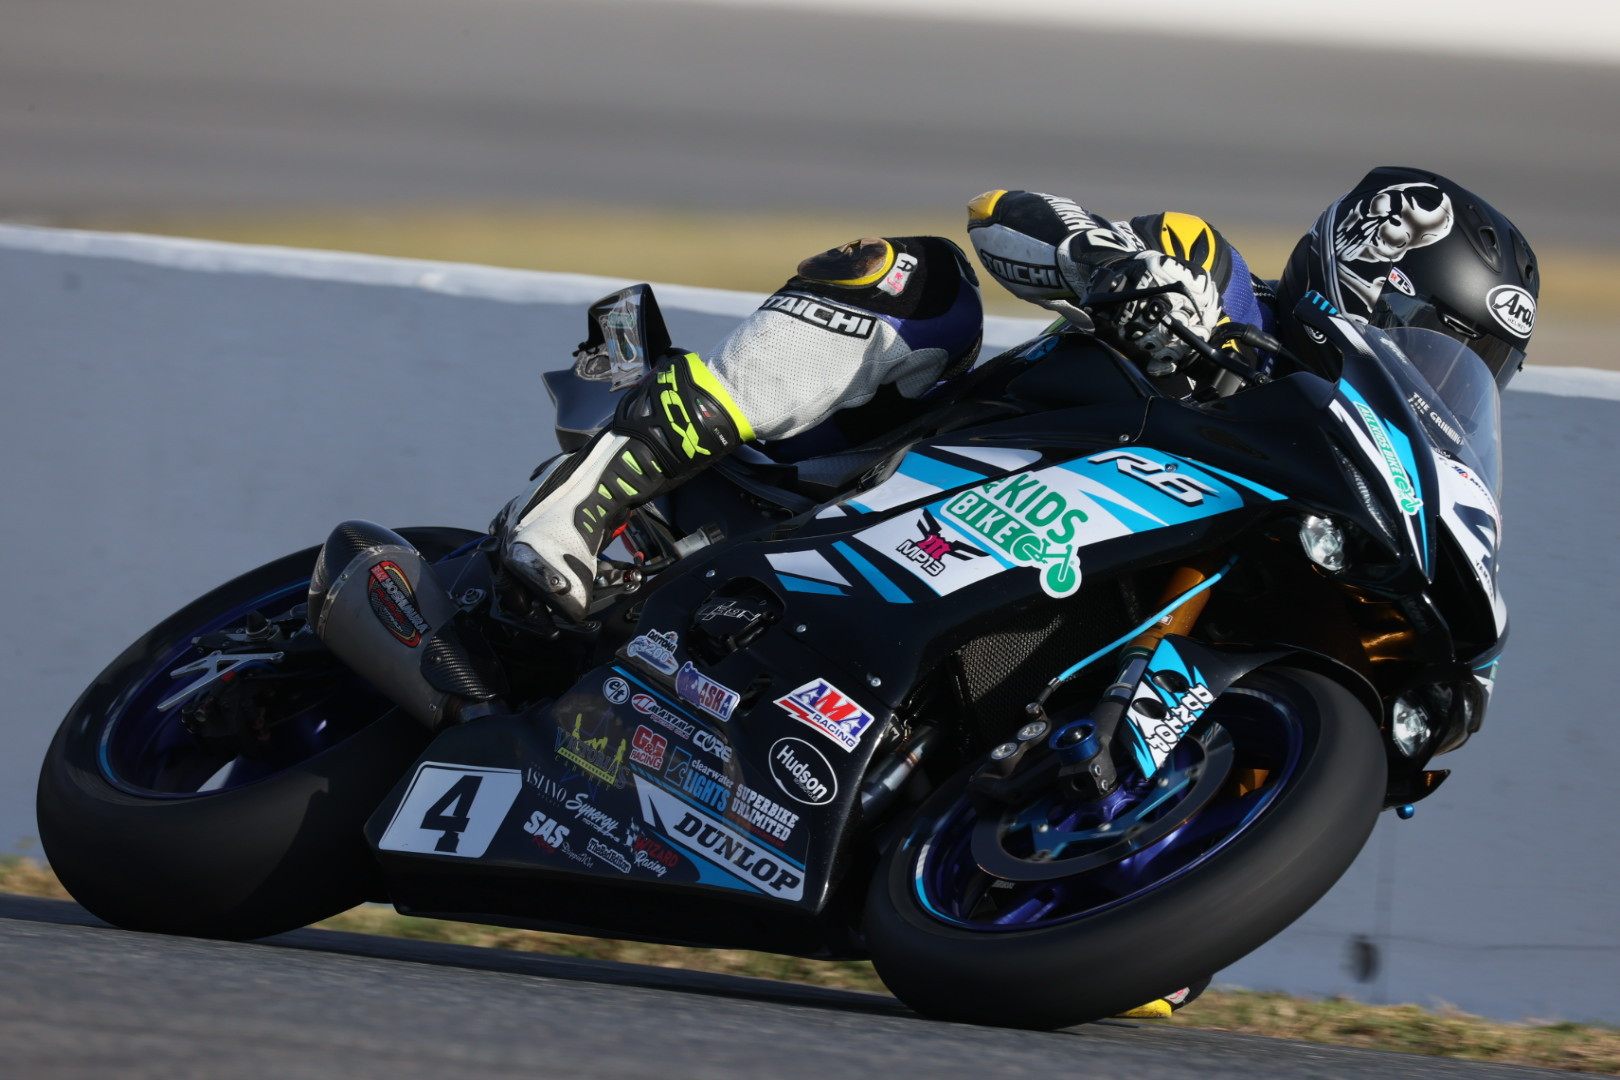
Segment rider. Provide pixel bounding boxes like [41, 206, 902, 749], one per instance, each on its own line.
[498, 167, 1538, 625]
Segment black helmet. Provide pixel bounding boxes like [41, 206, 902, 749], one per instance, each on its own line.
[1277, 167, 1538, 388]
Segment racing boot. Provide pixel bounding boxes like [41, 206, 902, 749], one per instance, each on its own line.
[500, 350, 753, 622]
[1115, 975, 1212, 1019]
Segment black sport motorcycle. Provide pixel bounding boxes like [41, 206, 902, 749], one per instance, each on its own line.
[37, 285, 1507, 1028]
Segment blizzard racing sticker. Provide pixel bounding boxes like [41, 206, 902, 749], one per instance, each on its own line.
[775, 679, 876, 752]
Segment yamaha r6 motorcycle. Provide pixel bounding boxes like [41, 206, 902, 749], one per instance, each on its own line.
[38, 284, 1506, 1028]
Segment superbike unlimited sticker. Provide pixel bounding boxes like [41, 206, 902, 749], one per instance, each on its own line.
[775, 679, 876, 752]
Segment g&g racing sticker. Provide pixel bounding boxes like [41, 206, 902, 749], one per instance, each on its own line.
[367, 560, 431, 646]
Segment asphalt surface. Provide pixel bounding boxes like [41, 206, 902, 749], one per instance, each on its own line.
[3, 0, 1618, 249]
[0, 894, 1579, 1080]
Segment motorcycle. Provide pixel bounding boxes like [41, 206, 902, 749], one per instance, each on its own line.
[37, 282, 1506, 1028]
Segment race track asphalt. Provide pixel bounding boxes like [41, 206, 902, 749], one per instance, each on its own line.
[0, 894, 1576, 1080]
[2, 0, 1617, 250]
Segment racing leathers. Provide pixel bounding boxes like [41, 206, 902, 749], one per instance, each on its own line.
[499, 193, 1256, 622]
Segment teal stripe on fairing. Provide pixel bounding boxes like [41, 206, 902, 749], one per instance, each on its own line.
[832, 541, 912, 604]
[1192, 459, 1287, 502]
[778, 573, 847, 596]
[895, 452, 985, 493]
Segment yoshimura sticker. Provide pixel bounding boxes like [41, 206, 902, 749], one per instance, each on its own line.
[938, 472, 1088, 596]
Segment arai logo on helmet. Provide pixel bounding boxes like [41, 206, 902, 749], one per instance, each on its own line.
[1487, 285, 1536, 339]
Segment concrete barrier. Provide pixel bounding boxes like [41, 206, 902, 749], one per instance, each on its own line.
[3, 225, 1616, 1021]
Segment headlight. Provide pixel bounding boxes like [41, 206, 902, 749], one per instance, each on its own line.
[1390, 694, 1433, 757]
[1299, 515, 1348, 572]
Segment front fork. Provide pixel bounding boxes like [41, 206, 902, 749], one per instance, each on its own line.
[970, 560, 1231, 807]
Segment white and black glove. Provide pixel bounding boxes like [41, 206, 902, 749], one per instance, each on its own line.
[1078, 250, 1224, 375]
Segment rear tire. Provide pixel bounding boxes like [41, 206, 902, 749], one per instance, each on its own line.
[864, 666, 1384, 1029]
[36, 527, 481, 940]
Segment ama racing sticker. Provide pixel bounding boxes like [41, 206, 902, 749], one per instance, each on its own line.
[775, 679, 876, 752]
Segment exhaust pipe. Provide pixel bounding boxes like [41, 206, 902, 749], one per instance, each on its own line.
[308, 520, 496, 728]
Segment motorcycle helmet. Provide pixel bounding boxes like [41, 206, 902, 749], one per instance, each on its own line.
[1276, 167, 1538, 388]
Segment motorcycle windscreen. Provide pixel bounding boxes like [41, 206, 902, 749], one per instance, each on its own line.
[1366, 326, 1504, 499]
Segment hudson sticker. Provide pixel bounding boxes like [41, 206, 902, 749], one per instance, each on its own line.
[626, 630, 680, 675]
[775, 679, 876, 753]
[676, 662, 740, 722]
[768, 737, 837, 805]
[366, 561, 431, 647]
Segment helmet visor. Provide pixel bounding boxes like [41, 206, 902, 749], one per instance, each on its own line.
[1376, 291, 1527, 389]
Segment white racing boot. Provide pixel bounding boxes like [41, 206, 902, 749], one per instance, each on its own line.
[500, 351, 752, 622]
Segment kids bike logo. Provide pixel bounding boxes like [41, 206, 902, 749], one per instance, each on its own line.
[938, 471, 1088, 597]
[1352, 401, 1423, 515]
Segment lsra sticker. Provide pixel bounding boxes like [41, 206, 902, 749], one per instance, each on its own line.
[675, 662, 740, 722]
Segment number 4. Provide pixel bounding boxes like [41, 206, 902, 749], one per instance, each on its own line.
[421, 774, 483, 853]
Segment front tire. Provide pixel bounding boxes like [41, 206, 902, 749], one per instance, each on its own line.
[865, 666, 1384, 1029]
[36, 527, 481, 940]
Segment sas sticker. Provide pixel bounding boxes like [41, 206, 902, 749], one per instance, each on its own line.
[775, 679, 876, 753]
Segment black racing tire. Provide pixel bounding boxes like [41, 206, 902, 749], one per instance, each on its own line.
[864, 666, 1384, 1029]
[36, 527, 482, 941]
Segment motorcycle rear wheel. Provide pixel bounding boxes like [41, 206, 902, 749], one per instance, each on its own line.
[35, 527, 481, 940]
[864, 665, 1384, 1029]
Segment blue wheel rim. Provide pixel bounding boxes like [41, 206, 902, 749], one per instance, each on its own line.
[96, 578, 395, 798]
[911, 687, 1306, 930]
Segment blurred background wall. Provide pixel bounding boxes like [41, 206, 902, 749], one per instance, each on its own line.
[4, 0, 1617, 1023]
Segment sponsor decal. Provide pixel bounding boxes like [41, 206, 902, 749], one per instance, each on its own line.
[938, 471, 1087, 597]
[728, 782, 799, 843]
[366, 561, 431, 647]
[978, 251, 1060, 290]
[877, 252, 918, 296]
[760, 292, 875, 339]
[1487, 284, 1536, 338]
[699, 598, 767, 627]
[1407, 391, 1463, 447]
[637, 779, 803, 900]
[895, 507, 988, 578]
[1351, 401, 1423, 515]
[768, 737, 837, 806]
[564, 791, 622, 842]
[628, 820, 679, 877]
[775, 679, 877, 753]
[588, 837, 632, 874]
[631, 692, 696, 740]
[524, 766, 572, 806]
[378, 764, 522, 858]
[630, 724, 669, 770]
[603, 677, 630, 704]
[662, 747, 731, 813]
[522, 808, 571, 851]
[676, 662, 740, 723]
[1129, 681, 1216, 765]
[1388, 266, 1417, 297]
[625, 630, 680, 675]
[555, 713, 628, 788]
[692, 728, 733, 764]
[657, 364, 712, 460]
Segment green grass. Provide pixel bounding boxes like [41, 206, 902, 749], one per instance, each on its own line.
[5, 855, 1617, 1072]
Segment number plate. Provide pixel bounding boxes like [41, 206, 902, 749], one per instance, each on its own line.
[378, 763, 522, 858]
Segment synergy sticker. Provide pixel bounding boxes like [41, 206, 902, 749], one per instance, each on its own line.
[775, 679, 876, 753]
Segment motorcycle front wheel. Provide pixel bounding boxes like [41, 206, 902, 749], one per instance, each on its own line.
[865, 665, 1384, 1029]
[36, 527, 482, 940]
